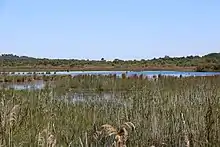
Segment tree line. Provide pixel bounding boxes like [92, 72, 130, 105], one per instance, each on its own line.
[1, 53, 220, 71]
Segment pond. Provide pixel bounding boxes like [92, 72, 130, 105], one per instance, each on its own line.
[0, 81, 127, 105]
[4, 70, 220, 77]
[1, 70, 220, 90]
[1, 70, 220, 105]
[0, 80, 45, 90]
[59, 92, 128, 106]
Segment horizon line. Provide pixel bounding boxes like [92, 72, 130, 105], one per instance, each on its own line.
[1, 52, 219, 61]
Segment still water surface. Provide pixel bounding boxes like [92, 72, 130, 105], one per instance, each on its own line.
[6, 70, 220, 77]
[1, 70, 220, 90]
[1, 70, 220, 104]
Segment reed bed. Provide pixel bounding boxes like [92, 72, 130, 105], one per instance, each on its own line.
[1, 75, 220, 146]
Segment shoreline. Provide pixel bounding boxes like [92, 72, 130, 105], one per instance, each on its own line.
[0, 66, 196, 72]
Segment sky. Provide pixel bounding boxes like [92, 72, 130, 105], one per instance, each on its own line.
[0, 0, 220, 60]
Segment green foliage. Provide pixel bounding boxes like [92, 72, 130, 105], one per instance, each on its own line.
[1, 75, 220, 146]
[1, 53, 220, 71]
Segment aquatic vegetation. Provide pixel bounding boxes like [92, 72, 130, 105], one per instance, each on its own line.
[0, 75, 220, 146]
[93, 122, 135, 147]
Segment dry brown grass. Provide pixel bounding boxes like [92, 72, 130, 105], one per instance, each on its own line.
[93, 122, 135, 147]
[37, 128, 57, 147]
[1, 75, 220, 146]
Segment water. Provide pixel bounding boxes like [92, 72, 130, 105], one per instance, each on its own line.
[59, 92, 127, 106]
[4, 70, 220, 77]
[0, 80, 45, 90]
[1, 70, 220, 105]
[1, 70, 220, 90]
[126, 71, 220, 77]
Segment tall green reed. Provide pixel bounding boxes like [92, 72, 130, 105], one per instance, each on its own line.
[0, 75, 220, 146]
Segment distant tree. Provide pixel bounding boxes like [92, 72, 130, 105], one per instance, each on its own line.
[213, 64, 220, 71]
[101, 58, 105, 62]
[1, 52, 220, 72]
[195, 66, 205, 72]
[113, 59, 123, 64]
[113, 59, 119, 64]
[164, 55, 170, 59]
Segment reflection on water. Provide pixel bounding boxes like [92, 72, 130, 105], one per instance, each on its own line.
[59, 92, 128, 106]
[1, 71, 220, 90]
[4, 70, 220, 77]
[0, 80, 128, 105]
[126, 71, 220, 77]
[0, 80, 45, 90]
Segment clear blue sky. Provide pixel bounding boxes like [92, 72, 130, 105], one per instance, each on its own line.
[0, 0, 220, 60]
